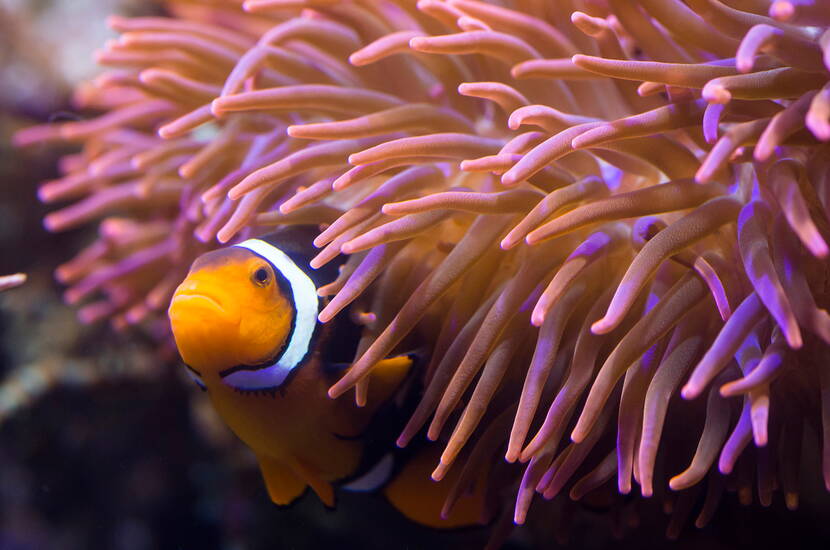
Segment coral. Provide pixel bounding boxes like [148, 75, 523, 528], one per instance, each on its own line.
[15, 0, 830, 539]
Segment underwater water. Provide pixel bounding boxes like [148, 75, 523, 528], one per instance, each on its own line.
[2, 1, 830, 550]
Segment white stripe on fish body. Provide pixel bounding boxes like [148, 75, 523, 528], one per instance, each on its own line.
[223, 238, 320, 390]
[342, 453, 395, 493]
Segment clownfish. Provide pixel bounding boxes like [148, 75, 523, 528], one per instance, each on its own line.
[168, 226, 490, 528]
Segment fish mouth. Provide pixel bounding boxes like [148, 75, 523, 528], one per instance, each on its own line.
[170, 292, 226, 315]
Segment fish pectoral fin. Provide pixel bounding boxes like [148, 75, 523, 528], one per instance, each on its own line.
[257, 455, 307, 506]
[287, 457, 336, 508]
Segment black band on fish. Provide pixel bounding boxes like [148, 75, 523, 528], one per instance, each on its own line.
[220, 238, 320, 391]
[184, 364, 207, 391]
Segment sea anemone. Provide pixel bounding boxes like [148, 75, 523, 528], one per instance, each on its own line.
[0, 274, 26, 292]
[15, 0, 830, 540]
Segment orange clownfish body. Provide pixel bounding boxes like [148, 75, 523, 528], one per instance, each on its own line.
[168, 226, 490, 527]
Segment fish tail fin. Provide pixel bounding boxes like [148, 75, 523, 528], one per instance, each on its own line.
[383, 445, 491, 529]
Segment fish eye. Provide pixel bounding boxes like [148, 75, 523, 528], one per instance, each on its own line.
[252, 266, 271, 287]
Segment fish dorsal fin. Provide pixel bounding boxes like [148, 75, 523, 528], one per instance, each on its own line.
[365, 353, 416, 406]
